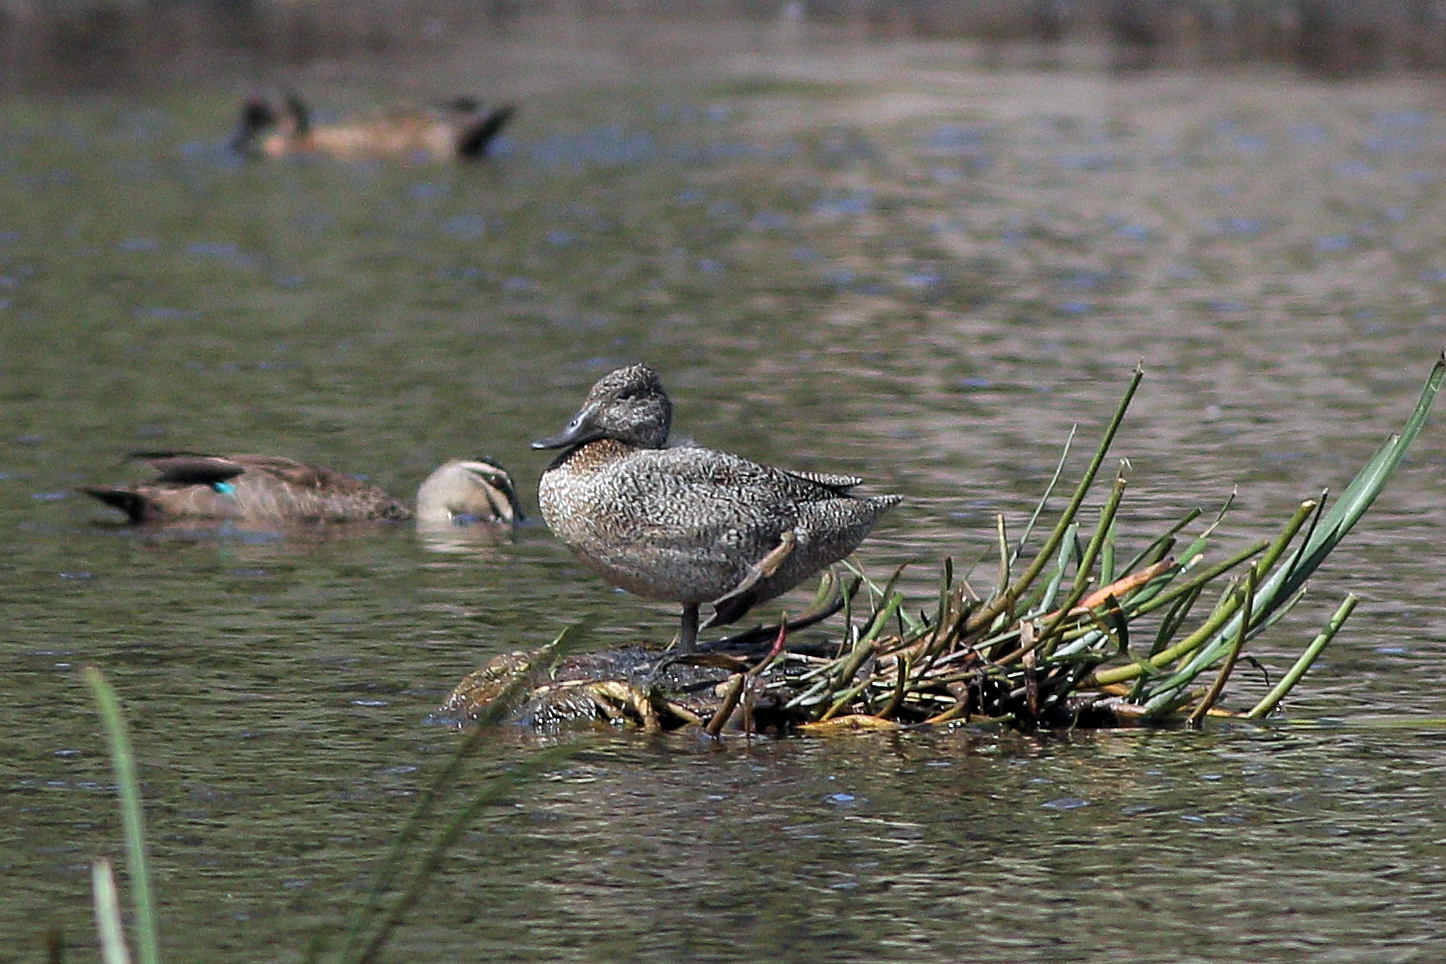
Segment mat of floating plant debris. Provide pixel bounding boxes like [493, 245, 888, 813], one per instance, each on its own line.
[440, 355, 1444, 735]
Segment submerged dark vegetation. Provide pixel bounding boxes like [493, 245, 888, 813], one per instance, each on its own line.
[444, 353, 1445, 735]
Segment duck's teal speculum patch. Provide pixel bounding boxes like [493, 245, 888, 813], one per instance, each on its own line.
[532, 363, 900, 652]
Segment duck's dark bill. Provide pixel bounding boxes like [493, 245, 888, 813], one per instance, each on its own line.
[531, 429, 578, 449]
[531, 412, 598, 450]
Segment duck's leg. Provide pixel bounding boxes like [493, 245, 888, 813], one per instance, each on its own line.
[677, 603, 700, 653]
[708, 573, 862, 651]
[703, 530, 796, 629]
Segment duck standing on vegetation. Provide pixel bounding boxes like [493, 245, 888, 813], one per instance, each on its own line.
[229, 93, 516, 162]
[532, 364, 900, 652]
[82, 453, 523, 527]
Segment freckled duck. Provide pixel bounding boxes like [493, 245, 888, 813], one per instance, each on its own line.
[532, 364, 900, 652]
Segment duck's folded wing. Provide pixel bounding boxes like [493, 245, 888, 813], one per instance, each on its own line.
[780, 469, 862, 493]
[131, 452, 246, 486]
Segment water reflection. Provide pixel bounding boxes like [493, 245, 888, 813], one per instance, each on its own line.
[415, 517, 518, 556]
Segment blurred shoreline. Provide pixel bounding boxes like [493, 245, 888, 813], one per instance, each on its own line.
[2, 0, 1444, 95]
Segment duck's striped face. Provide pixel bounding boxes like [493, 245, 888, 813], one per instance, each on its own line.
[533, 363, 672, 451]
[458, 459, 524, 522]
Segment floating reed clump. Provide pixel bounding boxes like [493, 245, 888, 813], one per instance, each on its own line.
[445, 353, 1445, 734]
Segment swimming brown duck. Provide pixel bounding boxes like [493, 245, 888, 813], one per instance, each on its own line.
[230, 93, 516, 162]
[532, 364, 900, 652]
[82, 453, 523, 527]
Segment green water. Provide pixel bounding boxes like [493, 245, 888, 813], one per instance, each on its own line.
[4, 17, 1446, 961]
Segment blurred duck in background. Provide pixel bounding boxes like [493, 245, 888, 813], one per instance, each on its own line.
[229, 93, 516, 162]
[81, 453, 523, 529]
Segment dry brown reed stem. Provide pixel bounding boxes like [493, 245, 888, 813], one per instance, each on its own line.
[993, 558, 1177, 667]
[1187, 568, 1254, 725]
[1063, 558, 1177, 617]
[705, 673, 747, 737]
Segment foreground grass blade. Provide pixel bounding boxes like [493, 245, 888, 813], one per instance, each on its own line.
[92, 859, 131, 964]
[334, 624, 587, 963]
[82, 666, 159, 964]
[351, 746, 580, 964]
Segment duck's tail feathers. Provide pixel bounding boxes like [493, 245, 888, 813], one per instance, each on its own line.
[440, 96, 482, 114]
[457, 105, 516, 158]
[80, 486, 154, 523]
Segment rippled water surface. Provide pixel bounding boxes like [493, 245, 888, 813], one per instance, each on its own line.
[4, 19, 1446, 961]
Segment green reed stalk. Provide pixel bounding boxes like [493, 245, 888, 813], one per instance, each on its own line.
[82, 666, 159, 964]
[1026, 467, 1130, 658]
[1009, 424, 1077, 570]
[1169, 355, 1441, 691]
[1246, 595, 1358, 719]
[966, 364, 1144, 634]
[1116, 505, 1201, 578]
[1036, 523, 1077, 616]
[1091, 499, 1317, 688]
[1071, 467, 1129, 597]
[1126, 540, 1268, 622]
[1099, 520, 1117, 584]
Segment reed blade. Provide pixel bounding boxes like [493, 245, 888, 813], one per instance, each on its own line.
[1246, 595, 1359, 719]
[339, 624, 586, 961]
[92, 859, 132, 964]
[82, 667, 159, 964]
[968, 364, 1144, 632]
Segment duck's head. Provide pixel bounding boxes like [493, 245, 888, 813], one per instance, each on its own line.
[229, 96, 277, 155]
[532, 363, 672, 452]
[415, 458, 525, 526]
[230, 92, 311, 155]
